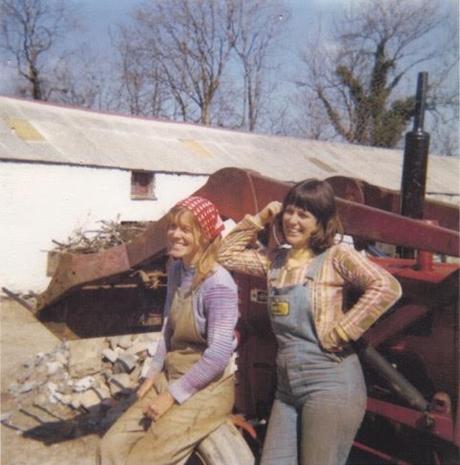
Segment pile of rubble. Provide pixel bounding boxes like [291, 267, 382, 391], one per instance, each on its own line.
[2, 333, 161, 441]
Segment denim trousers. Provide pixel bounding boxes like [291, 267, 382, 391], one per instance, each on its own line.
[260, 355, 366, 465]
[262, 252, 367, 465]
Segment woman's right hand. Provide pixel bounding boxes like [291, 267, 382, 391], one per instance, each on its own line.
[258, 201, 282, 225]
[137, 377, 156, 399]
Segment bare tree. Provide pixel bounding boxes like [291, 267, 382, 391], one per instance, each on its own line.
[0, 0, 81, 101]
[230, 0, 287, 131]
[114, 0, 290, 129]
[121, 0, 237, 126]
[48, 48, 119, 111]
[295, 0, 458, 151]
[112, 25, 169, 117]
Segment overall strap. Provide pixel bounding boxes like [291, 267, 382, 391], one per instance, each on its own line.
[304, 249, 329, 283]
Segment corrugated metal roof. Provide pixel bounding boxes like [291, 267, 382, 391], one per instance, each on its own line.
[1, 96, 459, 202]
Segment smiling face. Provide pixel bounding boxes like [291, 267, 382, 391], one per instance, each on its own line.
[282, 204, 319, 250]
[166, 209, 204, 265]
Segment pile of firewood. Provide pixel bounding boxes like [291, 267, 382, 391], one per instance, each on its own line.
[50, 217, 151, 254]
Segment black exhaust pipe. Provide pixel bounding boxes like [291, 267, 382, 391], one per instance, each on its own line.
[400, 72, 431, 258]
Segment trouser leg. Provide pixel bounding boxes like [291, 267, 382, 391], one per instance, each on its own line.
[299, 391, 365, 465]
[98, 388, 158, 465]
[126, 376, 234, 465]
[260, 398, 299, 465]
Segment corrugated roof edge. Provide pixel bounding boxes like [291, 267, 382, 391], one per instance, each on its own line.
[0, 157, 212, 177]
[0, 94, 430, 153]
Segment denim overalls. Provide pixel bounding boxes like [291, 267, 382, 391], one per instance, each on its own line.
[260, 251, 367, 465]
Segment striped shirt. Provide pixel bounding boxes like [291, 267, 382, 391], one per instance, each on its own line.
[218, 215, 402, 351]
[146, 260, 238, 404]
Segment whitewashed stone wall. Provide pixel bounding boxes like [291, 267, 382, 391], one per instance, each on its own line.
[0, 162, 207, 292]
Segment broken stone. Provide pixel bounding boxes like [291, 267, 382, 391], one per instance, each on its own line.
[33, 393, 50, 408]
[93, 385, 111, 401]
[68, 338, 104, 377]
[6, 332, 163, 435]
[109, 373, 133, 396]
[17, 381, 37, 394]
[0, 412, 12, 422]
[46, 381, 58, 393]
[73, 376, 96, 392]
[49, 390, 63, 404]
[117, 335, 133, 349]
[130, 365, 141, 383]
[107, 336, 119, 350]
[46, 361, 62, 375]
[57, 394, 73, 406]
[70, 396, 82, 410]
[56, 381, 74, 395]
[126, 341, 149, 356]
[16, 367, 32, 384]
[116, 352, 138, 373]
[35, 352, 46, 365]
[102, 348, 119, 363]
[8, 383, 20, 395]
[54, 351, 68, 366]
[22, 360, 34, 370]
[78, 390, 102, 410]
[110, 335, 135, 350]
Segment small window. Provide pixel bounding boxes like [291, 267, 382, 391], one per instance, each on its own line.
[131, 171, 156, 200]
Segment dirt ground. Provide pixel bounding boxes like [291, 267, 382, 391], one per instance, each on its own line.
[0, 298, 100, 465]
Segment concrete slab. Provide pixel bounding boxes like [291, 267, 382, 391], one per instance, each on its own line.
[1, 299, 99, 465]
[1, 299, 59, 392]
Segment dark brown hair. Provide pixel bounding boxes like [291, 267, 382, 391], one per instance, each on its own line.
[281, 178, 343, 253]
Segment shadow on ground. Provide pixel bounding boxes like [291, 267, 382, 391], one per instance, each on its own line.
[4, 391, 138, 446]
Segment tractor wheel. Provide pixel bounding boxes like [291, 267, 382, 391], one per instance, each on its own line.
[186, 422, 255, 465]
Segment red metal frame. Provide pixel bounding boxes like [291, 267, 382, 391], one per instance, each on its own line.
[37, 167, 459, 309]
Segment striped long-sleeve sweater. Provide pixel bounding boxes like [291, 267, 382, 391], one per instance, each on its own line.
[218, 214, 402, 352]
[145, 260, 238, 404]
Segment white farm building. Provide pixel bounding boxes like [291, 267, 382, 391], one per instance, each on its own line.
[1, 96, 459, 292]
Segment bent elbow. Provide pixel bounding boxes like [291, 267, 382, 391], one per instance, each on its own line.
[389, 277, 402, 303]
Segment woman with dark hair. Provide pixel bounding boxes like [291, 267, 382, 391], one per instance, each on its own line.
[99, 196, 238, 465]
[218, 179, 401, 465]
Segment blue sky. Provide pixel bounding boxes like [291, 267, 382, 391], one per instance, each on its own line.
[1, 0, 457, 124]
[75, 0, 345, 53]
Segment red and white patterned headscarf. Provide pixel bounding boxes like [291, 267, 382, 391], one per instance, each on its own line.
[176, 196, 224, 240]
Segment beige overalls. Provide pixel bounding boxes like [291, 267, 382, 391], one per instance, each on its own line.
[98, 288, 235, 465]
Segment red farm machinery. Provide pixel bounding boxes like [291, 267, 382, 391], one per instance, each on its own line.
[35, 165, 459, 465]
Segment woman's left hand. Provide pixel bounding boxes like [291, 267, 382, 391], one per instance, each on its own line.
[143, 391, 176, 421]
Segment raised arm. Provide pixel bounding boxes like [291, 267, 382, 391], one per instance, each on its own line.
[218, 201, 282, 278]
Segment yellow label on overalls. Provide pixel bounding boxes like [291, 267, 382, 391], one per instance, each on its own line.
[271, 301, 290, 316]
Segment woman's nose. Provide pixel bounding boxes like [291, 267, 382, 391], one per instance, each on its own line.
[169, 228, 181, 239]
[286, 213, 298, 225]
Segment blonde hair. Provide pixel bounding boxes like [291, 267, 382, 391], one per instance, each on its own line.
[166, 206, 221, 291]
